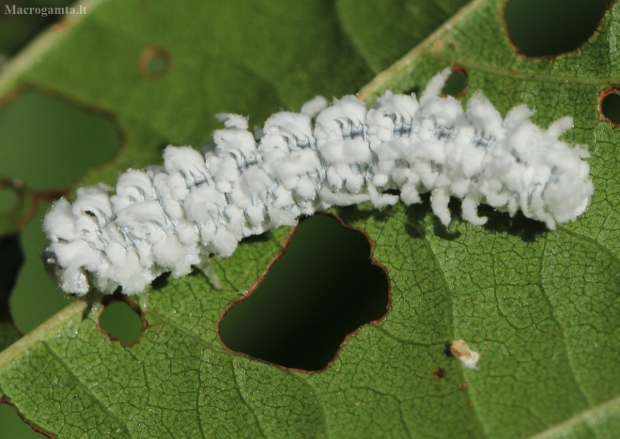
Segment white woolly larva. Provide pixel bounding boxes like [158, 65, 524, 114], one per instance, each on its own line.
[42, 68, 594, 297]
[450, 339, 480, 370]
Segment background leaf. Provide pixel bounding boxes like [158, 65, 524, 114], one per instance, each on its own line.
[1, 0, 619, 438]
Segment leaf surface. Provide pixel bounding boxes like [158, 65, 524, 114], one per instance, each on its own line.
[1, 0, 619, 438]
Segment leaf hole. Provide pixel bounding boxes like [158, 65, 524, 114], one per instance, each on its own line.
[97, 297, 146, 347]
[599, 86, 620, 126]
[139, 46, 171, 80]
[0, 399, 53, 438]
[502, 0, 610, 58]
[218, 214, 390, 372]
[441, 67, 468, 97]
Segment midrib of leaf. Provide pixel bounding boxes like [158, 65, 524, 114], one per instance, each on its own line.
[386, 208, 492, 438]
[536, 237, 592, 407]
[525, 395, 620, 439]
[230, 357, 269, 439]
[0, 300, 86, 371]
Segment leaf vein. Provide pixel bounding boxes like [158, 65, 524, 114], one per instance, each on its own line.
[42, 341, 134, 439]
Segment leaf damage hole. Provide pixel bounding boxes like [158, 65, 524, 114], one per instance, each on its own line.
[441, 67, 468, 97]
[139, 46, 171, 79]
[218, 214, 390, 371]
[502, 0, 610, 58]
[97, 297, 146, 347]
[0, 398, 53, 438]
[599, 86, 620, 126]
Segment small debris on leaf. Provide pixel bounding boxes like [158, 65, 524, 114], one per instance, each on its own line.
[450, 339, 480, 369]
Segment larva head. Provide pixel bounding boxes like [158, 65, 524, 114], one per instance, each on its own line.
[44, 240, 100, 295]
[43, 198, 80, 243]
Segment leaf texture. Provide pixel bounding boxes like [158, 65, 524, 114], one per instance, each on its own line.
[1, 0, 619, 438]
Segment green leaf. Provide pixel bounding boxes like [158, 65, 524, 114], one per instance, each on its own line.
[2, 0, 620, 438]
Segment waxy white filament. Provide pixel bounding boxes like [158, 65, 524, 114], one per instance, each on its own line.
[43, 69, 593, 296]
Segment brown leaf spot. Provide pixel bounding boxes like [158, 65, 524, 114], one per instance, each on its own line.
[433, 367, 446, 380]
[139, 46, 171, 80]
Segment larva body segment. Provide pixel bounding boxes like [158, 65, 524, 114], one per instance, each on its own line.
[43, 69, 593, 296]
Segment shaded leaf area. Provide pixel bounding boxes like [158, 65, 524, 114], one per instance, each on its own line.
[0, 91, 121, 192]
[1, 0, 620, 439]
[336, 0, 471, 73]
